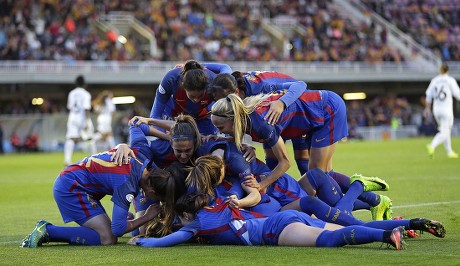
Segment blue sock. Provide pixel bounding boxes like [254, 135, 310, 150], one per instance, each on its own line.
[316, 226, 385, 247]
[358, 192, 381, 208]
[334, 182, 364, 212]
[46, 225, 101, 245]
[353, 199, 371, 210]
[265, 157, 277, 170]
[131, 228, 140, 237]
[328, 170, 350, 193]
[307, 168, 342, 206]
[294, 158, 309, 176]
[362, 220, 410, 230]
[299, 196, 364, 226]
[329, 170, 379, 208]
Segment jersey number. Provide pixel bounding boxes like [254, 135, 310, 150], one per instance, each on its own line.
[434, 86, 447, 101]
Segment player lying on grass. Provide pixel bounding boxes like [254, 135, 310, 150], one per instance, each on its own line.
[129, 114, 391, 223]
[129, 193, 445, 250]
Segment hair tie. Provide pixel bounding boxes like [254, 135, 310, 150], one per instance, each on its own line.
[171, 134, 196, 140]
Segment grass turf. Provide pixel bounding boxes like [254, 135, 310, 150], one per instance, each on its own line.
[0, 137, 459, 265]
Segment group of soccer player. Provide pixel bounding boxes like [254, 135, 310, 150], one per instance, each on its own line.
[21, 60, 446, 250]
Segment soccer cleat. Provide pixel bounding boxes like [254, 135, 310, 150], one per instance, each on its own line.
[20, 220, 51, 248]
[393, 216, 419, 238]
[389, 226, 407, 250]
[447, 152, 459, 159]
[370, 195, 392, 220]
[350, 174, 389, 192]
[426, 144, 434, 158]
[410, 218, 446, 238]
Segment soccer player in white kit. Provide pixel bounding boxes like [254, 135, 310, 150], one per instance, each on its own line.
[424, 64, 460, 158]
[92, 90, 116, 150]
[64, 75, 96, 165]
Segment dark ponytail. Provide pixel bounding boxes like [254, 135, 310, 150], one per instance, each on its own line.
[180, 60, 208, 92]
[174, 193, 209, 215]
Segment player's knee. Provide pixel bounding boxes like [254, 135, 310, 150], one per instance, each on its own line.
[99, 234, 117, 245]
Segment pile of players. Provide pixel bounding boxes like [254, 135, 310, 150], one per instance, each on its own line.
[21, 60, 446, 250]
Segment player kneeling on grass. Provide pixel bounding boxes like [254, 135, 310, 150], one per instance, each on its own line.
[20, 125, 188, 248]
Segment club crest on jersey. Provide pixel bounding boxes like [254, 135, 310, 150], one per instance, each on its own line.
[158, 85, 166, 94]
[126, 194, 134, 203]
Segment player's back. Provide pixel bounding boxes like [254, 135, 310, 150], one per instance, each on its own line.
[427, 74, 460, 114]
[67, 87, 91, 115]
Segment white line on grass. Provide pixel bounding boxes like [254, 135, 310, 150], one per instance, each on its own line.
[392, 200, 460, 209]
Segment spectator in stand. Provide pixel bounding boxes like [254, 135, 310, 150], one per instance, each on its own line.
[24, 132, 39, 152]
[10, 132, 22, 152]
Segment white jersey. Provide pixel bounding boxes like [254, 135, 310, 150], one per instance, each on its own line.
[67, 87, 92, 115]
[95, 97, 116, 133]
[425, 74, 460, 116]
[66, 87, 92, 139]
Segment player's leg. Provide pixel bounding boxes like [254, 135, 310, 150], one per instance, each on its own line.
[315, 224, 405, 250]
[291, 137, 310, 176]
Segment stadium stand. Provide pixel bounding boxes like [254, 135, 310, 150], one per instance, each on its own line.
[1, 0, 459, 151]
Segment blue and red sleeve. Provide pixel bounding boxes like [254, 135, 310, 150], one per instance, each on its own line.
[150, 68, 181, 118]
[203, 63, 232, 74]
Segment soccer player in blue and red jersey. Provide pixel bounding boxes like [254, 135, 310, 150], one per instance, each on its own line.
[129, 193, 444, 250]
[209, 73, 392, 220]
[208, 70, 310, 176]
[20, 125, 174, 248]
[210, 74, 392, 220]
[150, 60, 232, 135]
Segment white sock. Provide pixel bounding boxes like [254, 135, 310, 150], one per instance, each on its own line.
[64, 139, 75, 165]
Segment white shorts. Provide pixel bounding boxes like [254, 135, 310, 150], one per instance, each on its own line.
[97, 114, 112, 134]
[66, 114, 94, 140]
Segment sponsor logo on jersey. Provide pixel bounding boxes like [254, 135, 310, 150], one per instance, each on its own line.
[126, 194, 134, 203]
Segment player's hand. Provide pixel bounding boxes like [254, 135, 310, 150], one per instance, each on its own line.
[202, 134, 219, 143]
[228, 195, 240, 208]
[242, 175, 261, 190]
[423, 108, 431, 119]
[127, 236, 142, 245]
[129, 116, 151, 126]
[264, 100, 285, 125]
[111, 143, 135, 165]
[144, 203, 162, 220]
[241, 143, 256, 162]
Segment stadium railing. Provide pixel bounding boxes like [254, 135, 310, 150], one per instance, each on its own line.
[1, 61, 459, 84]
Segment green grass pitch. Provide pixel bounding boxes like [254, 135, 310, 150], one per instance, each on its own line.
[0, 137, 459, 265]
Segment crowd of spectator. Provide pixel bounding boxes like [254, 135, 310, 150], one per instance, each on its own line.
[361, 0, 460, 61]
[347, 95, 417, 128]
[0, 0, 415, 63]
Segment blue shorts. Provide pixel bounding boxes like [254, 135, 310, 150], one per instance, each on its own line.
[248, 194, 282, 217]
[262, 173, 308, 206]
[53, 175, 107, 225]
[310, 91, 348, 148]
[262, 210, 326, 245]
